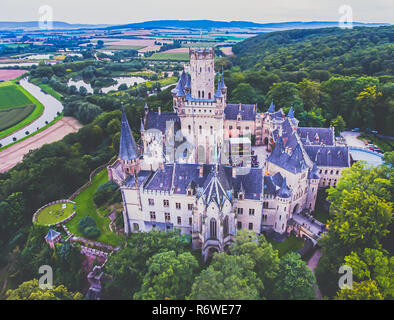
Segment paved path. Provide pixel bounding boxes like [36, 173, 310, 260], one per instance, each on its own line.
[307, 249, 323, 300]
[341, 131, 365, 148]
[0, 117, 82, 173]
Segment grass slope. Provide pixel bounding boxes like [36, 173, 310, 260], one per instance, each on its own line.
[66, 169, 124, 247]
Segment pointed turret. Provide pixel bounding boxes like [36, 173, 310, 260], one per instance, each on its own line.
[277, 177, 291, 198]
[219, 73, 227, 91]
[268, 101, 275, 113]
[119, 109, 140, 161]
[214, 73, 223, 98]
[184, 73, 191, 90]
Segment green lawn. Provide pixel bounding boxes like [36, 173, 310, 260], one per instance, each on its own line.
[146, 52, 189, 61]
[0, 82, 44, 139]
[269, 235, 305, 257]
[36, 202, 75, 225]
[66, 169, 124, 247]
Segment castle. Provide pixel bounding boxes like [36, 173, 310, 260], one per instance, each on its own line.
[108, 47, 350, 261]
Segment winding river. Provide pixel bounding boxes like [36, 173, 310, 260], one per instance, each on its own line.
[0, 78, 64, 148]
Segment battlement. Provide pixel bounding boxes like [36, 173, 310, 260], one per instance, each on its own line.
[189, 47, 214, 60]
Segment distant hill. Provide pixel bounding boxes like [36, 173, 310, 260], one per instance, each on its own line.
[0, 21, 109, 30]
[107, 20, 390, 30]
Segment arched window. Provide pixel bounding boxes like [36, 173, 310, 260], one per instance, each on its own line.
[208, 92, 211, 99]
[223, 216, 229, 237]
[199, 125, 202, 134]
[210, 218, 217, 239]
[133, 223, 139, 231]
[202, 91, 204, 98]
[198, 91, 201, 98]
[188, 125, 191, 134]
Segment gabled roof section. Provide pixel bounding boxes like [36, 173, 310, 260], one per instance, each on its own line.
[224, 104, 256, 121]
[119, 109, 140, 161]
[146, 111, 181, 134]
[297, 127, 335, 146]
[304, 145, 350, 167]
[288, 106, 294, 119]
[308, 162, 320, 179]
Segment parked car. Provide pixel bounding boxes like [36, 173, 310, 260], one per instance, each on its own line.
[351, 128, 360, 132]
[371, 130, 378, 134]
[374, 149, 384, 154]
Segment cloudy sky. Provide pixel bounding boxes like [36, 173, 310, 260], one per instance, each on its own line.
[0, 0, 392, 25]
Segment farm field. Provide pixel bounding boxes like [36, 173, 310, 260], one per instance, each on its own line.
[66, 169, 124, 247]
[0, 69, 28, 81]
[0, 82, 44, 138]
[146, 51, 189, 61]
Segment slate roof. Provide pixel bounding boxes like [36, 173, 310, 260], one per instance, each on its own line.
[268, 101, 275, 113]
[277, 177, 292, 198]
[124, 170, 153, 188]
[119, 110, 140, 161]
[141, 163, 262, 201]
[263, 172, 283, 196]
[308, 162, 320, 179]
[304, 145, 350, 167]
[224, 104, 256, 121]
[145, 111, 181, 134]
[297, 127, 335, 146]
[268, 137, 310, 174]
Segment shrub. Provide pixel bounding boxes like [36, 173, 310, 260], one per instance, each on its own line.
[78, 216, 100, 239]
[93, 181, 120, 207]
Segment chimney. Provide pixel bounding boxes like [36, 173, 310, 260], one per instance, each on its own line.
[199, 165, 204, 178]
[158, 107, 161, 115]
[239, 103, 242, 112]
[253, 104, 256, 113]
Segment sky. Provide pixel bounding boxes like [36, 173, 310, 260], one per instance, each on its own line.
[0, 0, 392, 25]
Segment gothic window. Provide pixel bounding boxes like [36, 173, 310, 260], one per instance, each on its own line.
[133, 223, 139, 231]
[223, 216, 229, 237]
[202, 91, 204, 98]
[336, 170, 339, 175]
[237, 207, 243, 215]
[199, 126, 202, 134]
[210, 218, 217, 239]
[165, 212, 170, 222]
[198, 91, 201, 98]
[239, 193, 243, 200]
[150, 211, 156, 221]
[208, 92, 211, 99]
[188, 125, 191, 134]
[210, 126, 213, 135]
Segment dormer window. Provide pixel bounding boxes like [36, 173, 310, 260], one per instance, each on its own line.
[239, 193, 244, 200]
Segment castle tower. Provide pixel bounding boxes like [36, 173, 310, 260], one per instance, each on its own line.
[119, 108, 140, 178]
[189, 47, 215, 100]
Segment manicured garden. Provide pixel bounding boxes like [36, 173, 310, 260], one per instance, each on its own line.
[36, 202, 75, 225]
[65, 169, 124, 247]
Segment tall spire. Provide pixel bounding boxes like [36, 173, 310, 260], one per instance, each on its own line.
[219, 72, 227, 90]
[119, 108, 140, 161]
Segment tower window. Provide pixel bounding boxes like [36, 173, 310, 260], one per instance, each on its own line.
[210, 218, 217, 239]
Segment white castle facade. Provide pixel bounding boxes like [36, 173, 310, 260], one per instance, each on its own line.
[108, 47, 350, 261]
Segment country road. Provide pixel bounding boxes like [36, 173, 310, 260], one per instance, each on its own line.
[0, 117, 82, 173]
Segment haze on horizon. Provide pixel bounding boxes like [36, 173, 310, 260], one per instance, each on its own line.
[0, 0, 393, 25]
